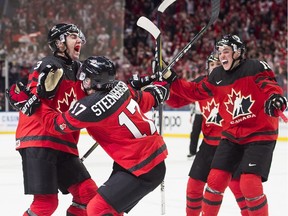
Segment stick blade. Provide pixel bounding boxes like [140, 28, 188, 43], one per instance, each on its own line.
[158, 0, 176, 13]
[278, 110, 288, 123]
[137, 16, 160, 40]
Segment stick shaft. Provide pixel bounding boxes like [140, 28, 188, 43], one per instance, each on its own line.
[161, 0, 220, 75]
[80, 142, 99, 162]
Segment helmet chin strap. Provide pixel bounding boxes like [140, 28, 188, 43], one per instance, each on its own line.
[64, 49, 73, 64]
[227, 52, 241, 71]
[54, 41, 73, 64]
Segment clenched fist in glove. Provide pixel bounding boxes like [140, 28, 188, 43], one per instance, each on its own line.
[142, 84, 170, 108]
[264, 94, 287, 117]
[5, 81, 40, 116]
[37, 64, 63, 99]
[128, 73, 159, 90]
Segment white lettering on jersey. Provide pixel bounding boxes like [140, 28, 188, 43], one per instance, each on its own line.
[91, 81, 129, 116]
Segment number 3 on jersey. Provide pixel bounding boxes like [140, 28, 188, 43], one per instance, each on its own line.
[119, 99, 157, 138]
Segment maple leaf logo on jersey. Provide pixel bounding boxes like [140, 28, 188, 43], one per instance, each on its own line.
[56, 88, 77, 113]
[202, 98, 223, 126]
[224, 89, 255, 119]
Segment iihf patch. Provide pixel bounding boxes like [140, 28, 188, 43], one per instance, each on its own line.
[59, 123, 67, 130]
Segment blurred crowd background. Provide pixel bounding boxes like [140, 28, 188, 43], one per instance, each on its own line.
[0, 0, 287, 111]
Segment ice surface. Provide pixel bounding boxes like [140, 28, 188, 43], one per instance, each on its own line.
[0, 134, 287, 215]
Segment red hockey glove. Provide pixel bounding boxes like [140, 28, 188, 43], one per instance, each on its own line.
[37, 64, 63, 99]
[264, 94, 287, 117]
[5, 81, 40, 116]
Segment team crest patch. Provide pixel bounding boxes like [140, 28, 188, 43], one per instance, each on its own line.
[202, 98, 223, 126]
[224, 89, 256, 124]
[57, 88, 77, 112]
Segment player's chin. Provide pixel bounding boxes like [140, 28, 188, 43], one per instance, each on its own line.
[222, 64, 230, 71]
[70, 51, 80, 60]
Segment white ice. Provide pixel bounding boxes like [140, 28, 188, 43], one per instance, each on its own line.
[0, 134, 287, 215]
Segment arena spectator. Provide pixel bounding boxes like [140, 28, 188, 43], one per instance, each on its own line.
[0, 0, 287, 110]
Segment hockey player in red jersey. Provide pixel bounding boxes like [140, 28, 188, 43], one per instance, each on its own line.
[166, 51, 248, 216]
[6, 23, 97, 216]
[162, 34, 287, 216]
[31, 56, 169, 215]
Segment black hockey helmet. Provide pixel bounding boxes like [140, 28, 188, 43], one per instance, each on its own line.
[47, 23, 86, 53]
[205, 51, 219, 71]
[79, 56, 116, 90]
[215, 34, 245, 56]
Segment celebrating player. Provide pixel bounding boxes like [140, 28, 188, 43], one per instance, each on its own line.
[166, 51, 248, 215]
[6, 23, 98, 216]
[162, 34, 287, 216]
[30, 56, 170, 215]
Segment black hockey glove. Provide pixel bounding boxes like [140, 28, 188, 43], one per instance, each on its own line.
[142, 84, 170, 108]
[5, 81, 41, 116]
[264, 94, 287, 117]
[128, 73, 159, 90]
[37, 64, 63, 99]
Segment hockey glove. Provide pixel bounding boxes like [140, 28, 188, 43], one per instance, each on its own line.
[143, 84, 170, 108]
[5, 81, 41, 116]
[128, 73, 159, 90]
[264, 94, 287, 117]
[37, 64, 63, 99]
[161, 60, 178, 84]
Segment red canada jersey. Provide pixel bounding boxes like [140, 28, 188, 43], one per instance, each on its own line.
[169, 59, 283, 145]
[16, 55, 86, 155]
[167, 75, 222, 146]
[35, 81, 168, 176]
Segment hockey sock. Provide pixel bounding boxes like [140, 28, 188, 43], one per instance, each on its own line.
[202, 169, 231, 216]
[240, 174, 268, 216]
[24, 194, 58, 216]
[87, 194, 123, 216]
[228, 179, 249, 216]
[186, 177, 205, 216]
[67, 178, 98, 216]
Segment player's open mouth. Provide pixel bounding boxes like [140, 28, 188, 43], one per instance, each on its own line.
[74, 46, 81, 52]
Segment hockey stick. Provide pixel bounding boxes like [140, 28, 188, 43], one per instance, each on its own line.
[137, 1, 176, 214]
[156, 1, 176, 215]
[161, 0, 220, 75]
[137, 0, 220, 76]
[278, 111, 288, 123]
[80, 142, 99, 162]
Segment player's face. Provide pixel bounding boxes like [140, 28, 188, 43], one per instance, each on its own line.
[65, 33, 83, 60]
[82, 77, 95, 95]
[217, 46, 234, 71]
[218, 46, 241, 71]
[208, 60, 221, 73]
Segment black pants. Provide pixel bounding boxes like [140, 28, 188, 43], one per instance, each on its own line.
[189, 114, 203, 155]
[98, 161, 166, 213]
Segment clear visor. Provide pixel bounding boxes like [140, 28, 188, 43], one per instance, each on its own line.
[66, 31, 86, 44]
[66, 24, 86, 44]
